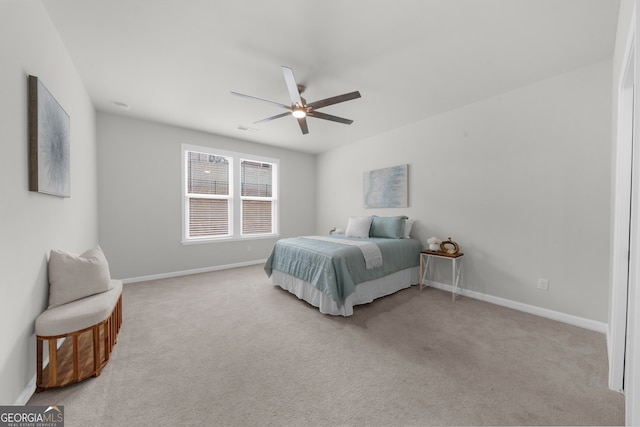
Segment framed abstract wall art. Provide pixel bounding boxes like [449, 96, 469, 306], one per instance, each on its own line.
[363, 164, 408, 208]
[28, 75, 70, 198]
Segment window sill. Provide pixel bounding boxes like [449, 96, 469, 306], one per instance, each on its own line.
[181, 234, 280, 245]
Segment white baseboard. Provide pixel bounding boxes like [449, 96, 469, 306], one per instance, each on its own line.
[14, 378, 36, 406]
[424, 281, 608, 334]
[121, 259, 267, 284]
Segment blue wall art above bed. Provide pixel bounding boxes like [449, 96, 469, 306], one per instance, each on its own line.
[363, 164, 408, 208]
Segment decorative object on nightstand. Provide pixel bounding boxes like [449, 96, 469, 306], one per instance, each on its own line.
[427, 237, 442, 251]
[440, 237, 460, 254]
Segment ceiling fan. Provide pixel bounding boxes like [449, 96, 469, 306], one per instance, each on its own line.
[231, 66, 361, 135]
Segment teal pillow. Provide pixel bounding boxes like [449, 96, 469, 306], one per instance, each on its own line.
[369, 216, 408, 239]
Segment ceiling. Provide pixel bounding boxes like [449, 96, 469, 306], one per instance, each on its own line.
[42, 0, 620, 154]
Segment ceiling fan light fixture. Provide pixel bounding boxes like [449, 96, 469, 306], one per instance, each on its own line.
[231, 66, 360, 135]
[292, 108, 306, 119]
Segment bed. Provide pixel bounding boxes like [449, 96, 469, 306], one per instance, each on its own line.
[264, 216, 422, 316]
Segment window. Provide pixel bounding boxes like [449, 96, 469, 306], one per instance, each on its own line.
[182, 144, 278, 242]
[241, 160, 274, 234]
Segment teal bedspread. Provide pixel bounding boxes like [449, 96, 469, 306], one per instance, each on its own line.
[264, 235, 422, 306]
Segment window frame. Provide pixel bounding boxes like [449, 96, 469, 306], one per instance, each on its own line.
[181, 144, 279, 244]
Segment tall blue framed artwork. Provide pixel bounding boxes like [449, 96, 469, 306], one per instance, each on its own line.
[28, 75, 70, 198]
[363, 164, 408, 208]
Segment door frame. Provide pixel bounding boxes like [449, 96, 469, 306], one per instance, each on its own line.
[610, 3, 640, 424]
[609, 3, 635, 394]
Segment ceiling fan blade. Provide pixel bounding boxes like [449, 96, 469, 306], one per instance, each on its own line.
[231, 91, 290, 110]
[306, 91, 361, 110]
[253, 111, 292, 124]
[297, 117, 309, 135]
[281, 66, 303, 106]
[307, 110, 354, 125]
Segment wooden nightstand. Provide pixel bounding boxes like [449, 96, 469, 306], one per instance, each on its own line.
[419, 250, 464, 301]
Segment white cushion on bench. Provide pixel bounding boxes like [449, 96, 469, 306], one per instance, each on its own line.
[36, 279, 123, 337]
[48, 246, 112, 309]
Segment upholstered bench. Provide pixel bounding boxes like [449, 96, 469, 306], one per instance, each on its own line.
[34, 246, 123, 391]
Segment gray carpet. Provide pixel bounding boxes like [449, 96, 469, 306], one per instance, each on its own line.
[29, 264, 625, 426]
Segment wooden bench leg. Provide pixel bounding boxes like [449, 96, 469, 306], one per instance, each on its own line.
[93, 327, 101, 377]
[114, 297, 121, 343]
[48, 339, 57, 386]
[104, 317, 112, 363]
[36, 338, 43, 390]
[72, 334, 80, 382]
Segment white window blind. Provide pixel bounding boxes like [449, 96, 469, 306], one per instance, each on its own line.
[182, 145, 278, 242]
[189, 198, 229, 237]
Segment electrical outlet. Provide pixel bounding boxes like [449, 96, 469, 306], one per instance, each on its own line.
[537, 278, 549, 291]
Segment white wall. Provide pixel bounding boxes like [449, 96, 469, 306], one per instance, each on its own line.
[317, 60, 612, 323]
[0, 1, 97, 405]
[97, 113, 316, 280]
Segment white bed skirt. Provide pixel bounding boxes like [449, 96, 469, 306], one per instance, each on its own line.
[271, 267, 418, 316]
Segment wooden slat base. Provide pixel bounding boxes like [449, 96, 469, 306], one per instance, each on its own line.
[36, 294, 122, 391]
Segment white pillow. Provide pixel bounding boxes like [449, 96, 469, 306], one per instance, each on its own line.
[403, 218, 415, 238]
[48, 246, 112, 309]
[345, 216, 373, 238]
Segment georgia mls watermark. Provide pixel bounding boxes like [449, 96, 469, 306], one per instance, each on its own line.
[0, 406, 64, 427]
